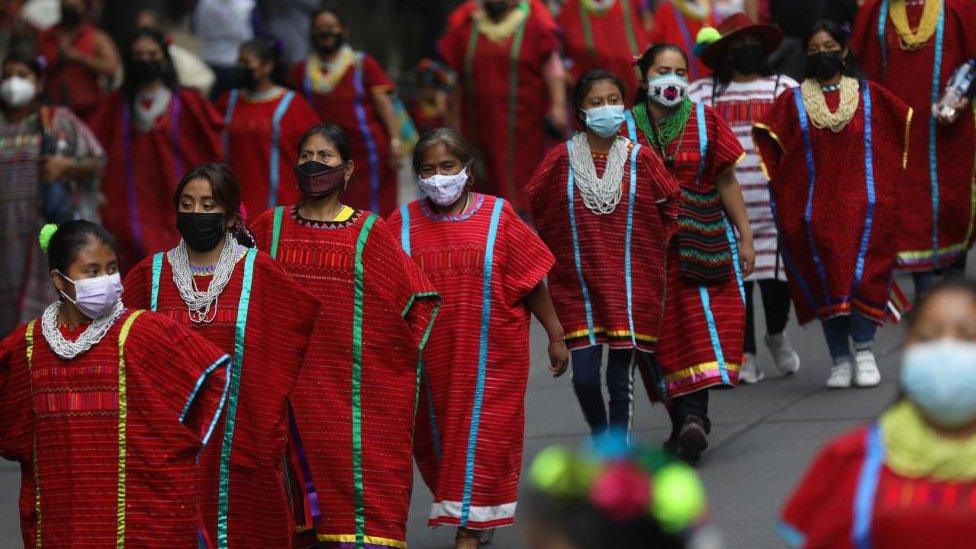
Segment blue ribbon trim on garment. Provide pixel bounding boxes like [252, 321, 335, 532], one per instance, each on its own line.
[877, 0, 890, 73]
[928, 9, 945, 260]
[460, 197, 505, 526]
[268, 91, 295, 209]
[150, 252, 163, 312]
[853, 86, 875, 293]
[852, 423, 884, 549]
[625, 143, 640, 347]
[352, 54, 382, 213]
[222, 89, 239, 161]
[565, 140, 597, 346]
[794, 91, 832, 304]
[399, 204, 412, 256]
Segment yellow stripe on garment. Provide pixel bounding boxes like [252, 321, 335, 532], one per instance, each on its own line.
[563, 327, 658, 343]
[317, 534, 407, 548]
[116, 311, 143, 548]
[25, 320, 41, 549]
[903, 107, 913, 170]
[752, 123, 783, 151]
[665, 361, 741, 383]
[335, 205, 356, 222]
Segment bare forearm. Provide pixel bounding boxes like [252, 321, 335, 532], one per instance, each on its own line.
[66, 157, 100, 179]
[525, 282, 564, 342]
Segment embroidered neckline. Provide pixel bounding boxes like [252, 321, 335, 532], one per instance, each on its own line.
[292, 203, 363, 228]
[244, 86, 286, 103]
[473, 2, 529, 42]
[419, 193, 486, 221]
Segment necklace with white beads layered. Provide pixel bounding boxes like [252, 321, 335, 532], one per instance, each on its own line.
[168, 234, 242, 323]
[569, 132, 629, 215]
[41, 300, 124, 359]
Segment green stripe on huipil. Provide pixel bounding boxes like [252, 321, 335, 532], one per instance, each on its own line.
[352, 214, 378, 547]
[271, 206, 285, 259]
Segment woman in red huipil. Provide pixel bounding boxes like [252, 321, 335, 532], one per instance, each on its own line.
[624, 43, 753, 464]
[649, 0, 717, 81]
[439, 0, 568, 213]
[290, 7, 401, 215]
[216, 38, 320, 218]
[124, 163, 320, 548]
[389, 128, 568, 546]
[251, 123, 439, 549]
[0, 220, 229, 548]
[36, 0, 119, 122]
[91, 27, 223, 268]
[850, 0, 976, 294]
[557, 0, 651, 101]
[528, 69, 680, 437]
[780, 280, 976, 548]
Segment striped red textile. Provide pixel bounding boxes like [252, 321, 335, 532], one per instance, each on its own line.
[215, 90, 321, 217]
[526, 143, 679, 352]
[388, 194, 553, 529]
[251, 206, 439, 548]
[851, 0, 976, 271]
[0, 311, 228, 548]
[782, 426, 976, 548]
[626, 104, 745, 397]
[124, 250, 321, 547]
[647, 1, 716, 81]
[754, 83, 910, 325]
[90, 89, 224, 267]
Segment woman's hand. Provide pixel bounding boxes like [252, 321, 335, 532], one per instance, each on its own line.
[548, 339, 570, 377]
[738, 238, 756, 278]
[41, 156, 75, 182]
[388, 138, 402, 169]
[935, 96, 970, 125]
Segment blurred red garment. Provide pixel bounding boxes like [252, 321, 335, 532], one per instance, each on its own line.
[38, 22, 110, 121]
[648, 0, 716, 80]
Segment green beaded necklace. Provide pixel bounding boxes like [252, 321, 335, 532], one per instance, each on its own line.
[632, 99, 693, 166]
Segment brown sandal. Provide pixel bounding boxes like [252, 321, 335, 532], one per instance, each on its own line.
[455, 527, 481, 549]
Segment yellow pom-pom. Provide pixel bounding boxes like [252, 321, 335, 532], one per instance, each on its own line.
[652, 463, 707, 532]
[696, 27, 721, 46]
[38, 223, 59, 253]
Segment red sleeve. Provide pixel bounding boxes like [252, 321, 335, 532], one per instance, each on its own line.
[706, 107, 745, 179]
[289, 61, 307, 90]
[753, 89, 798, 179]
[285, 94, 321, 135]
[177, 89, 225, 165]
[781, 428, 867, 549]
[214, 90, 230, 115]
[526, 11, 561, 66]
[850, 0, 885, 82]
[121, 256, 154, 310]
[438, 18, 472, 72]
[500, 201, 554, 305]
[126, 312, 230, 446]
[648, 3, 669, 44]
[385, 207, 404, 236]
[362, 54, 394, 92]
[249, 209, 275, 252]
[638, 146, 681, 242]
[526, 143, 567, 225]
[0, 325, 31, 463]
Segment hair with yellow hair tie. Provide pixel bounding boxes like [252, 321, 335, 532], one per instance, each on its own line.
[39, 223, 59, 253]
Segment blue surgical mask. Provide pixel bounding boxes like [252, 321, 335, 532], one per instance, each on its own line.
[901, 339, 976, 428]
[583, 104, 626, 138]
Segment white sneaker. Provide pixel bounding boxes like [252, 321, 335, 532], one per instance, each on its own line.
[826, 360, 853, 388]
[766, 333, 801, 375]
[854, 350, 881, 387]
[739, 353, 764, 384]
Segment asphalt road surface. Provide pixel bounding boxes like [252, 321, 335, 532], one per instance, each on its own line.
[0, 268, 938, 548]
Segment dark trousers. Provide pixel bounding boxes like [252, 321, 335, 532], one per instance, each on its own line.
[912, 254, 968, 304]
[571, 346, 639, 435]
[743, 279, 792, 354]
[666, 390, 710, 440]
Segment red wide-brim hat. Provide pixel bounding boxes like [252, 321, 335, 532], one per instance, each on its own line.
[699, 12, 783, 70]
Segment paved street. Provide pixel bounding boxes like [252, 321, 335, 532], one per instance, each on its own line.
[0, 269, 931, 548]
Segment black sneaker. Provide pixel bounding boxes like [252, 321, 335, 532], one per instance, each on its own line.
[677, 420, 708, 465]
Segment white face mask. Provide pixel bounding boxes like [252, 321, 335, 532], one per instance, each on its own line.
[647, 73, 689, 108]
[0, 76, 37, 108]
[418, 167, 469, 207]
[59, 272, 124, 319]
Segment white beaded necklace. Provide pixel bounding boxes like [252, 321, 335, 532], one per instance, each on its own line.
[168, 234, 242, 323]
[569, 132, 629, 215]
[41, 299, 124, 360]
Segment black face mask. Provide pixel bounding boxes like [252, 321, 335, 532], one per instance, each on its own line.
[729, 44, 765, 75]
[177, 212, 226, 252]
[229, 66, 258, 91]
[313, 32, 344, 55]
[127, 59, 164, 85]
[484, 1, 509, 20]
[60, 5, 83, 29]
[806, 52, 845, 81]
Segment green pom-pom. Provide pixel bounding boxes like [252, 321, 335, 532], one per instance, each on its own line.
[530, 447, 573, 492]
[38, 223, 59, 253]
[652, 463, 707, 532]
[696, 27, 721, 46]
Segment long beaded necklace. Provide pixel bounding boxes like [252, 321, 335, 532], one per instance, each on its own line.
[168, 234, 242, 323]
[41, 299, 124, 360]
[889, 0, 941, 50]
[633, 99, 693, 167]
[569, 132, 629, 214]
[800, 76, 860, 133]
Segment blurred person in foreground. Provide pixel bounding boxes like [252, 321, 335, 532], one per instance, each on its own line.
[133, 8, 215, 96]
[524, 433, 716, 549]
[37, 0, 119, 121]
[781, 278, 976, 547]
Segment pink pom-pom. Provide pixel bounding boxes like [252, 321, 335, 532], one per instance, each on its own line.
[589, 462, 651, 521]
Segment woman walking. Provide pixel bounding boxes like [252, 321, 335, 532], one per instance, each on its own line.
[527, 69, 679, 436]
[754, 21, 911, 388]
[688, 13, 800, 383]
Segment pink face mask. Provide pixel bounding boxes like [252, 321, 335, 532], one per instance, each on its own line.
[58, 272, 123, 319]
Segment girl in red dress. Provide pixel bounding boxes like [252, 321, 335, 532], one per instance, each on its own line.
[625, 43, 754, 464]
[527, 69, 680, 437]
[216, 38, 321, 217]
[388, 128, 568, 547]
[781, 279, 976, 548]
[91, 27, 224, 268]
[251, 124, 439, 549]
[0, 220, 229, 548]
[123, 163, 321, 548]
[290, 7, 401, 215]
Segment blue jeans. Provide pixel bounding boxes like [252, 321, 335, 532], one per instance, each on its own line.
[821, 311, 876, 363]
[571, 347, 639, 435]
